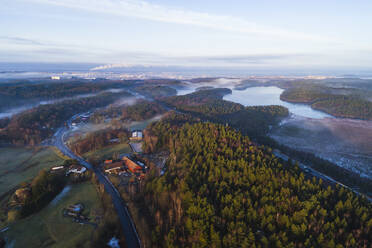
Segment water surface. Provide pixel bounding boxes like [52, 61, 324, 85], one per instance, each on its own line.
[224, 86, 331, 119]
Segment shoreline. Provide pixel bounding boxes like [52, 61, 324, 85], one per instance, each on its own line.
[280, 95, 372, 121]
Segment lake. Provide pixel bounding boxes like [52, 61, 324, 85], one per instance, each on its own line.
[223, 86, 332, 119]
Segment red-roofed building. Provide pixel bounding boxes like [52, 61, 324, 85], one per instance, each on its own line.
[122, 157, 142, 173]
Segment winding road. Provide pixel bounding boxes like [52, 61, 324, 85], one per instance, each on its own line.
[52, 115, 141, 248]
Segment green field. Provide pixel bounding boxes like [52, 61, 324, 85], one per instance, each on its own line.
[5, 182, 102, 248]
[0, 147, 64, 196]
[83, 143, 131, 161]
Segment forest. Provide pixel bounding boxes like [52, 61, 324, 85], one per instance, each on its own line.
[139, 120, 372, 247]
[0, 80, 130, 100]
[312, 95, 372, 120]
[164, 88, 232, 106]
[0, 91, 132, 145]
[162, 88, 242, 118]
[134, 85, 178, 99]
[279, 85, 326, 104]
[121, 101, 166, 120]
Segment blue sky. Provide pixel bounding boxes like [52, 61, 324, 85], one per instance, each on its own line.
[1, 0, 372, 70]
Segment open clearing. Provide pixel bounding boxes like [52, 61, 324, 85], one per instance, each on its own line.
[83, 143, 131, 161]
[5, 181, 102, 248]
[0, 147, 64, 196]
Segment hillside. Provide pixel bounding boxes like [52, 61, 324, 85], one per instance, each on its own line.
[136, 120, 372, 247]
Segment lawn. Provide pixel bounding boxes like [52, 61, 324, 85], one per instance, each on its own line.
[83, 143, 132, 161]
[0, 147, 65, 196]
[5, 182, 102, 248]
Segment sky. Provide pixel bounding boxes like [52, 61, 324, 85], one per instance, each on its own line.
[1, 0, 372, 71]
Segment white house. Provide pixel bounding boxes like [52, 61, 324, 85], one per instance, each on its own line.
[67, 165, 87, 175]
[130, 130, 143, 140]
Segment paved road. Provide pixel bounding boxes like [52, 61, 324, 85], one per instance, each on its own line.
[53, 115, 141, 248]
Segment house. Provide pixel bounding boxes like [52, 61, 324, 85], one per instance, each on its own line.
[51, 76, 60, 80]
[122, 156, 143, 173]
[130, 130, 143, 141]
[67, 165, 87, 175]
[104, 161, 126, 175]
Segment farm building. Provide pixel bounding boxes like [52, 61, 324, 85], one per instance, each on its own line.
[122, 156, 143, 173]
[51, 166, 64, 171]
[104, 161, 126, 175]
[63, 203, 88, 222]
[67, 165, 86, 175]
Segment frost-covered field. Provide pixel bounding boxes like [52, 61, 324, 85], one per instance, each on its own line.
[271, 116, 372, 179]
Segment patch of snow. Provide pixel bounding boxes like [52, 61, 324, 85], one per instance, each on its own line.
[50, 186, 72, 206]
[107, 237, 120, 248]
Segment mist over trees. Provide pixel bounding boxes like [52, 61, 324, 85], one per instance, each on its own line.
[0, 92, 132, 145]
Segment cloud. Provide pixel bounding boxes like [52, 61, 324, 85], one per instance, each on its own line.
[181, 54, 304, 64]
[27, 0, 330, 42]
[0, 36, 45, 46]
[89, 53, 308, 70]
